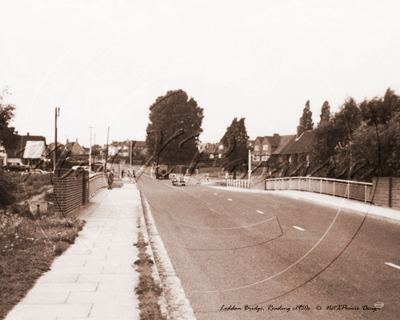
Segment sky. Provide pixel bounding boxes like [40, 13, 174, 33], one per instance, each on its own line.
[0, 0, 399, 149]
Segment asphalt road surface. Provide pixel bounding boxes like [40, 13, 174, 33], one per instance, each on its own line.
[136, 170, 400, 320]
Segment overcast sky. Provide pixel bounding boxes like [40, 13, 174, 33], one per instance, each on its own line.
[1, 0, 399, 148]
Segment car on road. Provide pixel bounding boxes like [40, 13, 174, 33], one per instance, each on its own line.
[4, 161, 30, 172]
[171, 174, 186, 186]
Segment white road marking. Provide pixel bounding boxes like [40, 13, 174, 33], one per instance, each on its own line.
[293, 226, 305, 231]
[228, 198, 233, 201]
[385, 262, 400, 270]
[214, 193, 218, 195]
[257, 210, 264, 214]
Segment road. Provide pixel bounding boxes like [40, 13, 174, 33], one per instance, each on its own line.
[135, 168, 400, 319]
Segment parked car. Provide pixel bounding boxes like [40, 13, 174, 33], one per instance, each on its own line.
[4, 161, 30, 172]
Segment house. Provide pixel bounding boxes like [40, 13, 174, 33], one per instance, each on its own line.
[249, 134, 296, 163]
[63, 139, 88, 161]
[0, 144, 7, 166]
[23, 140, 46, 167]
[132, 141, 147, 156]
[5, 133, 47, 167]
[201, 142, 219, 159]
[107, 141, 130, 157]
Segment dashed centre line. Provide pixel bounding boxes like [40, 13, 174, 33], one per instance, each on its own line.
[257, 210, 264, 214]
[385, 262, 400, 270]
[293, 226, 305, 231]
[228, 198, 233, 201]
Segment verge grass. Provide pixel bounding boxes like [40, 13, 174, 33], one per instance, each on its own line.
[134, 218, 166, 320]
[0, 203, 85, 319]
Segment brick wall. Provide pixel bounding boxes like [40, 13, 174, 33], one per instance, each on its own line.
[372, 177, 400, 209]
[53, 169, 89, 216]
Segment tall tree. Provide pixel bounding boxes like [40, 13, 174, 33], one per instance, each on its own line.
[145, 90, 204, 166]
[300, 100, 314, 130]
[220, 117, 249, 172]
[319, 101, 330, 126]
[0, 87, 16, 150]
[360, 88, 400, 126]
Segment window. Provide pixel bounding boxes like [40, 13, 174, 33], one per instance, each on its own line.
[209, 154, 214, 159]
[218, 154, 222, 158]
[255, 145, 260, 151]
[263, 145, 268, 151]
[219, 145, 223, 149]
[262, 156, 269, 161]
[254, 156, 260, 161]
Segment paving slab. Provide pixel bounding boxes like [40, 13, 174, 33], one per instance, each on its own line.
[4, 184, 142, 320]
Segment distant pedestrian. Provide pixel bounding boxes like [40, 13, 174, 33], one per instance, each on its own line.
[108, 170, 114, 189]
[121, 169, 124, 178]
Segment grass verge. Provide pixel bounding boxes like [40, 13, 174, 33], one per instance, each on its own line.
[0, 203, 85, 320]
[134, 218, 166, 320]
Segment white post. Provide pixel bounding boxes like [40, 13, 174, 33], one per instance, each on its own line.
[248, 148, 251, 187]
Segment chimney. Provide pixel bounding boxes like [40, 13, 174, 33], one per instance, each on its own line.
[27, 132, 30, 136]
[76, 138, 78, 142]
[297, 118, 305, 138]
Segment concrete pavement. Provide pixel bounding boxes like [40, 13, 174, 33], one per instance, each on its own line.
[5, 182, 144, 320]
[214, 185, 400, 223]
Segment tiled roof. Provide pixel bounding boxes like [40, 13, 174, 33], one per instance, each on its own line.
[264, 135, 280, 147]
[279, 130, 316, 155]
[272, 135, 296, 154]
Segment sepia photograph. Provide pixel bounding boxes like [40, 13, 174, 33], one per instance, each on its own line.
[0, 0, 399, 319]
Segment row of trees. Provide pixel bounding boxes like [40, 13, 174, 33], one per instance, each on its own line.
[311, 88, 400, 177]
[0, 87, 17, 207]
[145, 90, 250, 172]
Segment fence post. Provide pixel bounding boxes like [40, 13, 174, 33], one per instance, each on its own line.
[289, 178, 291, 190]
[308, 178, 310, 192]
[320, 179, 322, 194]
[333, 181, 335, 197]
[364, 184, 367, 203]
[347, 182, 350, 199]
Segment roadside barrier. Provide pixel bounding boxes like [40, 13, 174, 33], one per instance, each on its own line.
[265, 177, 372, 203]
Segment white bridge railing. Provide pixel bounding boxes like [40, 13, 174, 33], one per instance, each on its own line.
[265, 177, 373, 203]
[89, 172, 108, 199]
[226, 179, 250, 189]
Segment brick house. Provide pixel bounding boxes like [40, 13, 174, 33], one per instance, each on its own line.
[249, 134, 296, 164]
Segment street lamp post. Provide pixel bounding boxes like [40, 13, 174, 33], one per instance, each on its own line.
[247, 141, 254, 186]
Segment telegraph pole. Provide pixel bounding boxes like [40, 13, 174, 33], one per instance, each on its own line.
[105, 126, 110, 172]
[89, 126, 94, 174]
[54, 107, 60, 171]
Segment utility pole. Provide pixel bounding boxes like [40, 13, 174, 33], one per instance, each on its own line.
[89, 126, 94, 174]
[54, 107, 60, 171]
[105, 126, 110, 172]
[129, 140, 132, 167]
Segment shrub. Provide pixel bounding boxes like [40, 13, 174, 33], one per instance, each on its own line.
[54, 241, 69, 256]
[0, 170, 16, 208]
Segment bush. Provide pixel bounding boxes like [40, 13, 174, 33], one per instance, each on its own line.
[54, 241, 69, 256]
[0, 170, 16, 208]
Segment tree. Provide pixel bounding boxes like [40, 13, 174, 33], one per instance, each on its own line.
[360, 88, 400, 126]
[0, 87, 16, 150]
[319, 101, 330, 126]
[145, 90, 204, 166]
[220, 117, 249, 173]
[300, 100, 314, 130]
